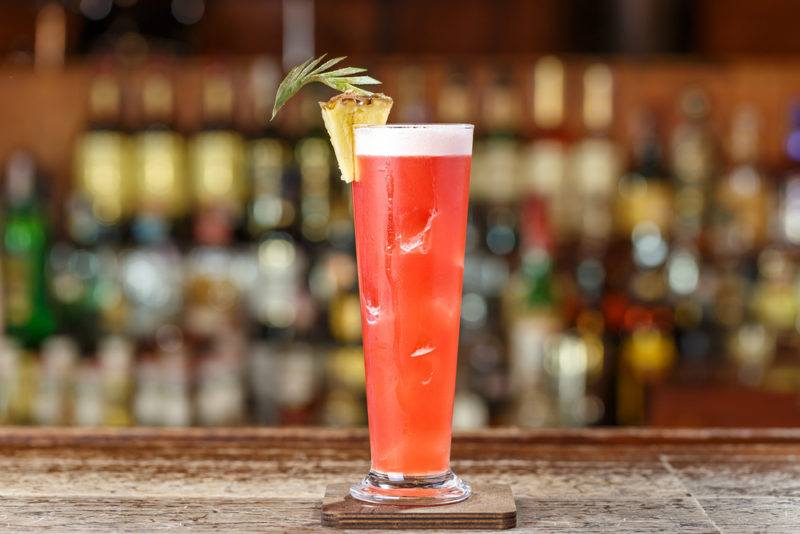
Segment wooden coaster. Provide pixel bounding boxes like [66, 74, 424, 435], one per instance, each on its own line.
[321, 483, 517, 530]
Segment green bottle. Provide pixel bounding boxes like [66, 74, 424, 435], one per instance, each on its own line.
[2, 151, 56, 348]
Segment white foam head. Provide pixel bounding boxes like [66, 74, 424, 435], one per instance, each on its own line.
[354, 124, 473, 156]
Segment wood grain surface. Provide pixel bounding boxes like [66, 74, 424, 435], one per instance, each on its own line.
[0, 427, 799, 532]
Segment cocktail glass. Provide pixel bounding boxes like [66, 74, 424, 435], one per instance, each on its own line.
[349, 124, 473, 505]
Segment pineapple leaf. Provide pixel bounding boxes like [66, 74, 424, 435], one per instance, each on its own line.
[271, 55, 382, 120]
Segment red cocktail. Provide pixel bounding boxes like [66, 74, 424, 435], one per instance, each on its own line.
[349, 124, 473, 505]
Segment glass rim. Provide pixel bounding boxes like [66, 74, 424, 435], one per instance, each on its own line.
[354, 123, 474, 130]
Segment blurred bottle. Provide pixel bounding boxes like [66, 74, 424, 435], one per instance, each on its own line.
[98, 336, 134, 426]
[0, 338, 20, 423]
[137, 326, 192, 426]
[160, 343, 192, 427]
[247, 58, 296, 238]
[60, 74, 132, 347]
[247, 341, 280, 425]
[615, 111, 672, 238]
[190, 68, 246, 222]
[779, 102, 800, 246]
[184, 208, 243, 341]
[276, 343, 320, 425]
[473, 66, 521, 206]
[323, 266, 365, 426]
[33, 336, 77, 425]
[74, 360, 102, 427]
[613, 112, 677, 425]
[459, 66, 519, 417]
[712, 105, 772, 258]
[395, 64, 430, 124]
[506, 197, 560, 426]
[452, 388, 490, 429]
[522, 56, 570, 241]
[751, 248, 797, 335]
[72, 71, 132, 241]
[671, 88, 716, 243]
[322, 347, 365, 426]
[132, 70, 187, 226]
[617, 324, 676, 425]
[296, 89, 333, 244]
[437, 65, 473, 125]
[566, 64, 621, 424]
[248, 233, 307, 335]
[196, 334, 246, 426]
[2, 151, 56, 348]
[133, 354, 161, 425]
[570, 64, 621, 249]
[120, 215, 183, 339]
[727, 322, 776, 387]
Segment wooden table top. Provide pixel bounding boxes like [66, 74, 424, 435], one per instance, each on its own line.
[0, 427, 799, 532]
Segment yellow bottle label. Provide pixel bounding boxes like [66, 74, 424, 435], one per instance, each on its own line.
[3, 256, 32, 326]
[190, 131, 246, 213]
[75, 131, 132, 223]
[133, 131, 187, 217]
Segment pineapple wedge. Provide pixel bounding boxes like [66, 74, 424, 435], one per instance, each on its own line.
[320, 92, 393, 183]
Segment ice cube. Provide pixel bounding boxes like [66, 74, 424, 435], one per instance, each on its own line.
[399, 209, 438, 254]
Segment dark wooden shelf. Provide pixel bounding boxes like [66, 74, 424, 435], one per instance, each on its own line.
[0, 427, 798, 531]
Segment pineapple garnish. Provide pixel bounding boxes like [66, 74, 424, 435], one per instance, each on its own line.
[272, 55, 392, 182]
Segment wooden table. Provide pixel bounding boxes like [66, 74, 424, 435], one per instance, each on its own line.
[0, 428, 799, 532]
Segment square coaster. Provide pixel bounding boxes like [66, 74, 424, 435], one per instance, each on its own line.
[321, 483, 517, 530]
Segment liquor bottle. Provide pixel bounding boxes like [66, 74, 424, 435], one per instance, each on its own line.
[475, 66, 521, 206]
[570, 63, 621, 250]
[614, 111, 672, 239]
[33, 336, 78, 425]
[159, 340, 192, 427]
[247, 233, 307, 336]
[196, 334, 246, 426]
[522, 56, 571, 242]
[247, 58, 295, 238]
[565, 64, 621, 425]
[0, 338, 19, 424]
[74, 360, 103, 427]
[779, 103, 800, 246]
[295, 83, 334, 245]
[132, 71, 187, 226]
[670, 88, 716, 244]
[506, 197, 560, 426]
[437, 65, 473, 125]
[119, 215, 183, 339]
[275, 342, 320, 425]
[133, 354, 161, 426]
[98, 336, 134, 426]
[2, 151, 56, 348]
[613, 111, 676, 425]
[322, 346, 366, 427]
[247, 341, 280, 425]
[668, 89, 718, 374]
[395, 64, 430, 124]
[751, 248, 797, 335]
[190, 67, 246, 223]
[322, 267, 365, 426]
[711, 105, 771, 258]
[73, 71, 131, 241]
[617, 324, 676, 425]
[184, 207, 244, 342]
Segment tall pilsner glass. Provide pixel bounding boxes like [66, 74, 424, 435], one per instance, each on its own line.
[349, 124, 473, 505]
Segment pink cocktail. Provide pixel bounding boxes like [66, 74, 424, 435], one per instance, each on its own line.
[349, 124, 473, 505]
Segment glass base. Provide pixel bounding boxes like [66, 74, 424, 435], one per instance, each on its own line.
[350, 469, 471, 506]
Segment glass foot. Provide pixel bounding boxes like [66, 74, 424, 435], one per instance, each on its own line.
[350, 469, 471, 506]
